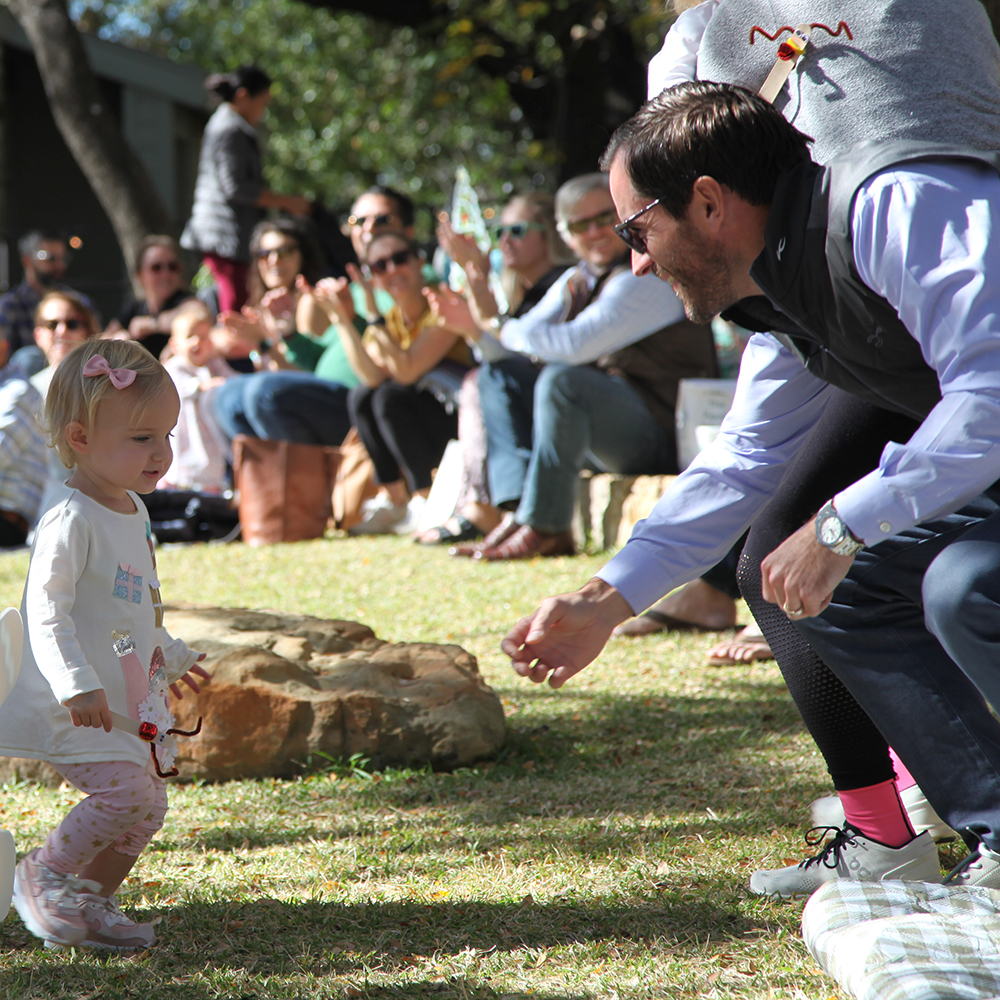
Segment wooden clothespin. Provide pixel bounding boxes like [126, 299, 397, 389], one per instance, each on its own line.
[758, 24, 812, 104]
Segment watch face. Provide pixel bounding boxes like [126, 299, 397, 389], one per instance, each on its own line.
[818, 515, 843, 547]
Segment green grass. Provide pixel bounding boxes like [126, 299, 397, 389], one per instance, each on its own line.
[0, 535, 865, 998]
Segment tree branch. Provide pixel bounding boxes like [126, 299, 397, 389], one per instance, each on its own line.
[6, 0, 173, 270]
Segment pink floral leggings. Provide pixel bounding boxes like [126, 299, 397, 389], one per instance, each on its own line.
[37, 759, 167, 874]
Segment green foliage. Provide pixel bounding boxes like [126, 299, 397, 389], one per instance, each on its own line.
[69, 0, 672, 228]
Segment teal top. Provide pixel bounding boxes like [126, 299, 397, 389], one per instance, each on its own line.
[282, 318, 364, 389]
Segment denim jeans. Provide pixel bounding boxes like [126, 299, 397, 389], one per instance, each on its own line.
[213, 371, 351, 446]
[478, 358, 677, 533]
[796, 495, 1000, 852]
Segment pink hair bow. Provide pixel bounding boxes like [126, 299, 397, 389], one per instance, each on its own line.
[82, 354, 137, 389]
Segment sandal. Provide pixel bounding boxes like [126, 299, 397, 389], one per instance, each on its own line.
[415, 516, 481, 546]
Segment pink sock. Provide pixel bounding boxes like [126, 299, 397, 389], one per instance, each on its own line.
[838, 778, 915, 848]
[888, 747, 918, 791]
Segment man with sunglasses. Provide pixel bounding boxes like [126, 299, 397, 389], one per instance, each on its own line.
[342, 186, 422, 321]
[463, 171, 718, 561]
[504, 80, 1000, 893]
[0, 231, 97, 367]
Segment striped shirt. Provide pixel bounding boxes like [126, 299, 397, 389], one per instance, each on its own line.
[0, 366, 47, 524]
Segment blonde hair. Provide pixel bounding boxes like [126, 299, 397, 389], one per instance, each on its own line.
[45, 339, 173, 469]
[672, 0, 707, 12]
[169, 300, 213, 341]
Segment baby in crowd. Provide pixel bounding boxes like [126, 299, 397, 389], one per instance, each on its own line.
[0, 340, 208, 950]
[159, 302, 238, 494]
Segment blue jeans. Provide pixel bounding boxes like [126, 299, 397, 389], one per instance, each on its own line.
[213, 371, 351, 446]
[796, 495, 1000, 852]
[479, 358, 677, 533]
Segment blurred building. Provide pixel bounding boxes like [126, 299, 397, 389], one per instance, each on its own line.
[0, 9, 207, 320]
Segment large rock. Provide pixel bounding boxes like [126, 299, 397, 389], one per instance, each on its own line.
[0, 606, 506, 786]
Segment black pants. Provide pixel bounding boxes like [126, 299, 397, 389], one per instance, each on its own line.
[348, 381, 458, 493]
[737, 387, 920, 790]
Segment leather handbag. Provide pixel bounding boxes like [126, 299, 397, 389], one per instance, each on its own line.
[232, 436, 341, 545]
[330, 427, 377, 531]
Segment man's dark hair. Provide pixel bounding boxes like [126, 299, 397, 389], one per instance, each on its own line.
[600, 81, 813, 218]
[362, 185, 415, 228]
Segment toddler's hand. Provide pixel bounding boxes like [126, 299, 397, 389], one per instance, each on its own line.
[66, 690, 112, 732]
[170, 656, 210, 700]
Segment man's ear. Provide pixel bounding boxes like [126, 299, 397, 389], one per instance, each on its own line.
[690, 176, 727, 232]
[66, 421, 89, 456]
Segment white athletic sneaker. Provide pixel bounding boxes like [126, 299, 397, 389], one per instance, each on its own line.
[70, 893, 156, 951]
[749, 824, 941, 899]
[12, 850, 98, 946]
[393, 494, 426, 535]
[810, 786, 957, 842]
[943, 844, 1000, 890]
[347, 494, 407, 536]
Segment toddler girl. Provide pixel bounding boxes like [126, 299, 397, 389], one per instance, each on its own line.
[0, 340, 208, 950]
[160, 301, 237, 494]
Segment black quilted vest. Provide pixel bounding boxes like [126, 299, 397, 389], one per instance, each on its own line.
[723, 140, 1000, 421]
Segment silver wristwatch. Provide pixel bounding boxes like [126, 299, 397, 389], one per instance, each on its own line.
[815, 500, 864, 557]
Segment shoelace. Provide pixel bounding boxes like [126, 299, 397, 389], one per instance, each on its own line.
[39, 868, 101, 909]
[944, 852, 982, 883]
[798, 825, 861, 872]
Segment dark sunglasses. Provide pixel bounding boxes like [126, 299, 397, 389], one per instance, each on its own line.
[148, 261, 181, 273]
[365, 248, 414, 276]
[40, 318, 83, 331]
[256, 245, 299, 260]
[565, 209, 618, 235]
[347, 212, 396, 228]
[613, 198, 661, 255]
[493, 222, 545, 241]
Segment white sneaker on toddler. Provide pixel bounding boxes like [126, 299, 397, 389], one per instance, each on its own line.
[71, 892, 156, 951]
[12, 849, 98, 946]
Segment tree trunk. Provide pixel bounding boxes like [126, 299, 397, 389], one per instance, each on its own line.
[6, 0, 173, 273]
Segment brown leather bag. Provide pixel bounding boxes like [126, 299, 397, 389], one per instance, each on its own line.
[232, 436, 341, 545]
[330, 427, 377, 531]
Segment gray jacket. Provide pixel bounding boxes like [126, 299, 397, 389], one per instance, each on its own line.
[181, 103, 264, 262]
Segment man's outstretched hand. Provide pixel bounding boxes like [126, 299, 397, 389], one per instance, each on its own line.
[501, 578, 633, 688]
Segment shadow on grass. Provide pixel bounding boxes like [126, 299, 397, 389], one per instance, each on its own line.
[0, 891, 770, 969]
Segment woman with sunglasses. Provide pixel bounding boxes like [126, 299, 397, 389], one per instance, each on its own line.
[30, 292, 101, 517]
[104, 236, 198, 359]
[320, 231, 472, 535]
[211, 219, 358, 449]
[180, 64, 311, 313]
[418, 193, 573, 544]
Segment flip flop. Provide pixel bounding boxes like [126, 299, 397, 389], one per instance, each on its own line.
[415, 516, 481, 546]
[614, 609, 739, 636]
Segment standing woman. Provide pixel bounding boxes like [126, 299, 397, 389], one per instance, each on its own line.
[181, 65, 311, 313]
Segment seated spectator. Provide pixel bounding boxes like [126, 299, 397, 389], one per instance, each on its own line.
[29, 292, 101, 517]
[417, 192, 573, 545]
[342, 186, 418, 320]
[160, 303, 238, 494]
[324, 231, 473, 535]
[212, 218, 356, 447]
[0, 230, 98, 374]
[0, 325, 47, 546]
[104, 235, 198, 358]
[432, 172, 717, 561]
